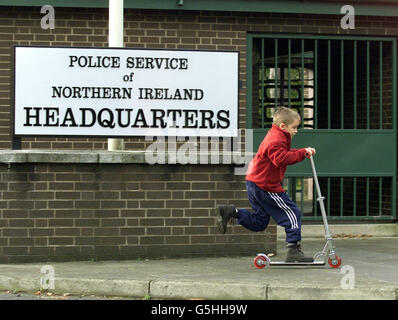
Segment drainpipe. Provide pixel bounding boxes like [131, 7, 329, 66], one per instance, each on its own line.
[108, 0, 124, 151]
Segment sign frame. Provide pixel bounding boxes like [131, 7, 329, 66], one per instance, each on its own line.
[11, 45, 240, 140]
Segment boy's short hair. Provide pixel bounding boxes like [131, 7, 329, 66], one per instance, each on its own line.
[273, 107, 301, 126]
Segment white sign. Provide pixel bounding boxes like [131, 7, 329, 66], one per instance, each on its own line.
[13, 46, 239, 137]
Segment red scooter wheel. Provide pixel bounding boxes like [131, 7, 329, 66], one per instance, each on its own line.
[328, 255, 342, 268]
[253, 255, 267, 269]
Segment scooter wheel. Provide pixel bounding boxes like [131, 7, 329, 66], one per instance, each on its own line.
[253, 255, 267, 269]
[328, 255, 342, 268]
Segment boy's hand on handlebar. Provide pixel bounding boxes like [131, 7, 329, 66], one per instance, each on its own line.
[305, 147, 316, 158]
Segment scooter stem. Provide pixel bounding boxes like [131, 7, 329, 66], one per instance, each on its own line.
[309, 156, 332, 240]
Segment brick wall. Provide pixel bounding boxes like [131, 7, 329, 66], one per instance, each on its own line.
[1, 5, 398, 262]
[1, 7, 398, 150]
[0, 160, 275, 263]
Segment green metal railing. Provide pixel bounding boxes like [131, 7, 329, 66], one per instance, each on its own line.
[284, 176, 393, 221]
[247, 34, 397, 221]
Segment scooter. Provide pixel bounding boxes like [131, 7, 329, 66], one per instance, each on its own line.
[253, 156, 342, 269]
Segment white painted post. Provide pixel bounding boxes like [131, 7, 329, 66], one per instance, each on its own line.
[108, 0, 124, 151]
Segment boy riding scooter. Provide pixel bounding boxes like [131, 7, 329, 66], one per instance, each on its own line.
[216, 107, 315, 262]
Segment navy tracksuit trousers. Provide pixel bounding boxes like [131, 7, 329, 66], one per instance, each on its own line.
[237, 180, 302, 243]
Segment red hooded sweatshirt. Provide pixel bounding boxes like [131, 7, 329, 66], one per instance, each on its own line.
[246, 124, 309, 193]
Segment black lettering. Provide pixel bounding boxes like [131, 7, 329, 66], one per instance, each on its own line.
[51, 86, 131, 99]
[44, 107, 59, 127]
[136, 57, 145, 68]
[69, 56, 78, 67]
[103, 87, 111, 99]
[154, 88, 163, 100]
[180, 58, 188, 70]
[80, 108, 96, 127]
[126, 56, 134, 68]
[145, 57, 154, 69]
[60, 108, 78, 127]
[169, 58, 178, 69]
[167, 109, 182, 128]
[145, 88, 154, 99]
[102, 56, 111, 68]
[91, 87, 101, 98]
[194, 89, 203, 100]
[154, 58, 164, 69]
[24, 107, 42, 126]
[122, 88, 131, 99]
[151, 109, 167, 128]
[72, 87, 82, 98]
[136, 88, 201, 100]
[131, 109, 149, 128]
[217, 110, 230, 129]
[111, 56, 120, 68]
[78, 56, 89, 67]
[116, 108, 132, 128]
[183, 89, 192, 100]
[62, 86, 72, 98]
[199, 110, 215, 129]
[182, 110, 198, 128]
[69, 56, 120, 68]
[112, 87, 120, 99]
[98, 108, 115, 128]
[52, 86, 62, 98]
[173, 89, 182, 100]
[125, 57, 188, 70]
[81, 87, 90, 98]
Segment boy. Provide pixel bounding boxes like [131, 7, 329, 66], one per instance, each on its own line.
[216, 107, 315, 262]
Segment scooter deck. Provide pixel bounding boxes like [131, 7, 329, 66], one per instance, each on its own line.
[268, 261, 325, 267]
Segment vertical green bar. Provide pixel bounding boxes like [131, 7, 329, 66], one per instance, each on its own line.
[313, 178, 318, 217]
[327, 177, 331, 217]
[379, 177, 382, 215]
[314, 39, 318, 129]
[328, 40, 331, 129]
[366, 177, 370, 217]
[379, 41, 383, 129]
[392, 39, 397, 219]
[261, 38, 265, 129]
[292, 178, 297, 203]
[301, 39, 305, 128]
[367, 41, 370, 129]
[246, 34, 253, 129]
[340, 178, 344, 216]
[353, 177, 357, 216]
[275, 38, 278, 109]
[300, 177, 304, 216]
[341, 40, 344, 129]
[354, 40, 357, 129]
[288, 38, 291, 108]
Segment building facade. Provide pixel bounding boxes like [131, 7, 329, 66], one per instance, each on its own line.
[0, 0, 397, 262]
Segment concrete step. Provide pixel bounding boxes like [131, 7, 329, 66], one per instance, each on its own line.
[277, 223, 398, 239]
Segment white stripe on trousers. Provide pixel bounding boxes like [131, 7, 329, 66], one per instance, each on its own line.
[268, 192, 298, 230]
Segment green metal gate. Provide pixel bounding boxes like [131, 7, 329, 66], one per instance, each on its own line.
[246, 34, 397, 221]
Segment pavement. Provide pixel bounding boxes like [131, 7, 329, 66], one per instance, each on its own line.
[0, 234, 397, 300]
